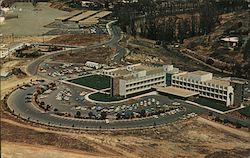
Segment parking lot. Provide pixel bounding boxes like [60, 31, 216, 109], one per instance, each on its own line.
[12, 80, 250, 129]
[36, 81, 191, 121]
[38, 61, 93, 80]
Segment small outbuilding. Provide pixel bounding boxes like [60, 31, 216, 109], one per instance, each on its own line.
[85, 61, 102, 69]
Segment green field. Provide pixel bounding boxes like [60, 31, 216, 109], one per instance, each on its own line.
[89, 92, 124, 102]
[194, 97, 230, 112]
[69, 75, 111, 90]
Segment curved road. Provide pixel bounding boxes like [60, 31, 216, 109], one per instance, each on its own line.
[107, 25, 126, 63]
[8, 87, 192, 129]
[7, 86, 250, 129]
[27, 24, 125, 75]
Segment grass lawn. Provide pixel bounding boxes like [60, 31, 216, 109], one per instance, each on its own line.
[238, 106, 250, 118]
[194, 97, 231, 112]
[89, 92, 124, 102]
[69, 75, 111, 90]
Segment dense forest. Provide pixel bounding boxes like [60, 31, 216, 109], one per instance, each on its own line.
[113, 0, 248, 44]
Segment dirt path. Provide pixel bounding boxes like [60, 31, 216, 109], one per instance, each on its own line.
[197, 117, 250, 138]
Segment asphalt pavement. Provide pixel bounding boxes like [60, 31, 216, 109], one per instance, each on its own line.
[7, 86, 200, 129]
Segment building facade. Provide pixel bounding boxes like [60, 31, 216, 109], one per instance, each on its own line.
[103, 64, 244, 107]
[103, 64, 171, 97]
[170, 71, 237, 106]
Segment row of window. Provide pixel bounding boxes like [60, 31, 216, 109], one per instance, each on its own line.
[173, 77, 225, 89]
[126, 77, 164, 88]
[172, 80, 227, 95]
[174, 85, 227, 100]
[126, 81, 164, 92]
[200, 92, 227, 100]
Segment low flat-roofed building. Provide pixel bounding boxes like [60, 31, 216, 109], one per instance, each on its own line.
[69, 10, 98, 22]
[81, 1, 95, 7]
[0, 44, 8, 58]
[220, 36, 240, 49]
[55, 10, 83, 21]
[90, 11, 112, 19]
[79, 19, 99, 26]
[79, 11, 112, 25]
[156, 86, 199, 99]
[0, 69, 12, 78]
[85, 61, 102, 69]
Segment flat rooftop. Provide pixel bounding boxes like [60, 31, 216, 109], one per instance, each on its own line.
[90, 11, 112, 19]
[206, 79, 231, 87]
[80, 11, 112, 24]
[109, 64, 164, 80]
[79, 19, 99, 25]
[69, 10, 98, 22]
[189, 70, 211, 76]
[175, 71, 231, 87]
[157, 86, 199, 98]
[55, 10, 83, 21]
[177, 71, 211, 78]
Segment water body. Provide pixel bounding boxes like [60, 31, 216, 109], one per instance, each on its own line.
[0, 2, 66, 36]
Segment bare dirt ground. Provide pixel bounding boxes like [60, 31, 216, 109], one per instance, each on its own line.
[52, 47, 115, 64]
[0, 75, 39, 98]
[1, 109, 250, 158]
[0, 58, 42, 99]
[2, 35, 58, 44]
[48, 34, 110, 46]
[1, 141, 107, 158]
[49, 1, 74, 12]
[0, 59, 25, 70]
[123, 36, 223, 76]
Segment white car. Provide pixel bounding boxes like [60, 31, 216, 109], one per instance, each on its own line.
[153, 115, 159, 119]
[172, 102, 180, 106]
[105, 119, 110, 124]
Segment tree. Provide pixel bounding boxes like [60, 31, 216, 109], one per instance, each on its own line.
[116, 113, 121, 120]
[88, 111, 93, 118]
[32, 0, 37, 7]
[140, 109, 146, 117]
[153, 121, 156, 127]
[45, 104, 50, 111]
[76, 111, 81, 118]
[235, 122, 241, 129]
[100, 111, 107, 120]
[232, 63, 242, 77]
[208, 112, 213, 116]
[214, 116, 220, 122]
[206, 58, 214, 65]
[40, 101, 45, 106]
[199, 2, 218, 35]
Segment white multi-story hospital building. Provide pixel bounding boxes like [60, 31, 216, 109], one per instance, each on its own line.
[102, 64, 245, 107]
[103, 64, 167, 97]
